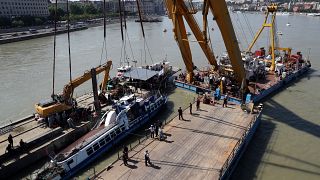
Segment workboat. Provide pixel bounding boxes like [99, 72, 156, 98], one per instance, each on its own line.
[36, 92, 167, 179]
[135, 18, 162, 23]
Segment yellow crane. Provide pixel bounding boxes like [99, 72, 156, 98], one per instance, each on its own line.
[35, 60, 112, 117]
[247, 4, 292, 71]
[164, 0, 246, 85]
[164, 0, 218, 83]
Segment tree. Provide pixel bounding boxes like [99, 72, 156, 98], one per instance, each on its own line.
[0, 17, 12, 28]
[49, 6, 66, 21]
[12, 20, 24, 27]
[20, 15, 35, 26]
[70, 4, 84, 15]
[35, 17, 44, 25]
[84, 4, 97, 14]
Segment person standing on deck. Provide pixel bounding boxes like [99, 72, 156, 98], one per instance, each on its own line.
[122, 146, 128, 166]
[154, 123, 159, 137]
[67, 117, 76, 128]
[196, 98, 200, 111]
[223, 93, 229, 108]
[149, 125, 155, 138]
[178, 107, 184, 120]
[189, 103, 192, 115]
[145, 150, 151, 166]
[8, 134, 13, 148]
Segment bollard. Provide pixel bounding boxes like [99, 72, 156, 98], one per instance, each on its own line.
[139, 138, 141, 144]
[117, 151, 120, 160]
[130, 144, 132, 150]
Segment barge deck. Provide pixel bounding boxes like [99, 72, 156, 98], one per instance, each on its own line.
[96, 102, 261, 180]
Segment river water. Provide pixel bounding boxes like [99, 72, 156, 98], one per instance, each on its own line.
[1, 13, 319, 179]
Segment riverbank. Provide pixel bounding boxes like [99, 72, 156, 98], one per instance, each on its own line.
[0, 26, 88, 45]
[0, 16, 141, 45]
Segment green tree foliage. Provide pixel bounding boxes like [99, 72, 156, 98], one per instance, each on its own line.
[70, 4, 84, 15]
[34, 17, 44, 25]
[20, 15, 35, 26]
[0, 17, 12, 28]
[84, 4, 97, 14]
[49, 6, 66, 21]
[12, 20, 24, 27]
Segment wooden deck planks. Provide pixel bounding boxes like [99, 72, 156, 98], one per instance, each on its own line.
[98, 102, 256, 180]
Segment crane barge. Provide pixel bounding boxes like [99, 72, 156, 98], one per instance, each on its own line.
[170, 2, 311, 104]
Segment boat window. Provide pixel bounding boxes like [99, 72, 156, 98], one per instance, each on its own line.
[93, 143, 100, 151]
[110, 132, 115, 139]
[86, 148, 94, 156]
[105, 135, 111, 142]
[67, 159, 74, 165]
[99, 139, 106, 146]
[116, 128, 122, 135]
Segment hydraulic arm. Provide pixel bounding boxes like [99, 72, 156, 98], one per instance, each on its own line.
[62, 60, 112, 101]
[35, 60, 112, 117]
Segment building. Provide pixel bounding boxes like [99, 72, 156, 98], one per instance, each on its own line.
[49, 0, 68, 12]
[0, 0, 49, 18]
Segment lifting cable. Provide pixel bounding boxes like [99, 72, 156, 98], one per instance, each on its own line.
[136, 0, 145, 38]
[66, 0, 73, 97]
[235, 12, 249, 49]
[52, 0, 58, 97]
[136, 0, 155, 79]
[122, 3, 134, 79]
[118, 0, 125, 67]
[274, 18, 280, 53]
[230, 13, 244, 50]
[100, 0, 108, 66]
[207, 23, 215, 64]
[242, 13, 258, 49]
[98, 0, 108, 85]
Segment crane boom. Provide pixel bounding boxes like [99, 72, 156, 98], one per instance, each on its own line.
[62, 60, 112, 101]
[35, 60, 112, 117]
[204, 0, 246, 84]
[165, 0, 217, 82]
[165, 0, 246, 85]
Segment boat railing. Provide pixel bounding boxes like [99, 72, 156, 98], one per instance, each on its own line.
[218, 110, 262, 180]
[87, 95, 188, 179]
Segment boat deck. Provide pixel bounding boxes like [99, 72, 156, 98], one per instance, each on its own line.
[0, 118, 48, 153]
[0, 93, 94, 155]
[96, 102, 259, 180]
[248, 72, 279, 94]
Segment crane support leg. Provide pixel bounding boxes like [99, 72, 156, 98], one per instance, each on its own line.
[91, 68, 101, 113]
[179, 3, 218, 69]
[174, 13, 194, 82]
[207, 0, 245, 84]
[270, 14, 276, 71]
[247, 14, 269, 52]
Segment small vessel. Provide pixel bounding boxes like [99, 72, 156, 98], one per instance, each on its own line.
[277, 31, 283, 35]
[286, 23, 291, 26]
[116, 65, 132, 78]
[187, 32, 192, 36]
[37, 93, 168, 179]
[163, 28, 167, 32]
[135, 18, 162, 23]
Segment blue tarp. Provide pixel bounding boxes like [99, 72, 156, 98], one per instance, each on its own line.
[123, 68, 159, 81]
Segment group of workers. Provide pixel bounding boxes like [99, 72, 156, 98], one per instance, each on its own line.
[5, 134, 26, 155]
[148, 120, 164, 140]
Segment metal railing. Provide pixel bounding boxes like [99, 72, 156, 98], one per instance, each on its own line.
[218, 111, 261, 180]
[87, 102, 194, 179]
